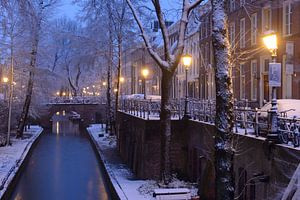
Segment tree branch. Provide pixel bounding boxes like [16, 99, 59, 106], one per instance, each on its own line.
[152, 0, 171, 62]
[126, 0, 169, 69]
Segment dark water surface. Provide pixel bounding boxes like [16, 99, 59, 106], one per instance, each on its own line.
[9, 117, 111, 200]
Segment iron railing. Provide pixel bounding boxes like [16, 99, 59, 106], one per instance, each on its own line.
[120, 98, 300, 147]
[48, 96, 106, 105]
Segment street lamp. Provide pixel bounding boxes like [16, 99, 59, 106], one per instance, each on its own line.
[182, 54, 192, 119]
[2, 77, 9, 100]
[141, 68, 149, 99]
[263, 32, 279, 142]
[2, 77, 8, 83]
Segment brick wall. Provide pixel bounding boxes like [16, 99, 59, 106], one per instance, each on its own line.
[117, 112, 300, 200]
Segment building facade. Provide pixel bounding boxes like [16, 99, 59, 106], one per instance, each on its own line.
[199, 0, 300, 107]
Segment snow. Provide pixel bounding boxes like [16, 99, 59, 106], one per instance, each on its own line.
[87, 124, 198, 200]
[0, 126, 43, 198]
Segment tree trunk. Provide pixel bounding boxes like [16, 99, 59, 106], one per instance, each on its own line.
[211, 1, 235, 199]
[115, 36, 122, 121]
[16, 41, 38, 138]
[106, 5, 114, 134]
[160, 69, 173, 184]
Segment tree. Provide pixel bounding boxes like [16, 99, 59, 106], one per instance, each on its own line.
[211, 0, 235, 199]
[16, 0, 57, 138]
[0, 0, 20, 145]
[126, 0, 204, 184]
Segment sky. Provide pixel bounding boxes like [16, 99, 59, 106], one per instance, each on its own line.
[56, 0, 80, 19]
[55, 0, 180, 20]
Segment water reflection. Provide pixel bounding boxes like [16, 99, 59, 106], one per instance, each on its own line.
[9, 113, 111, 200]
[52, 112, 80, 135]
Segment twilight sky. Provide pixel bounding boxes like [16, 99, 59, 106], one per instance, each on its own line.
[56, 0, 80, 19]
[56, 0, 180, 20]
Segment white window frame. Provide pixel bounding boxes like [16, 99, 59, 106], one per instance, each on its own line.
[230, 0, 235, 12]
[240, 18, 246, 48]
[251, 13, 257, 45]
[262, 6, 272, 33]
[230, 22, 235, 46]
[240, 0, 245, 6]
[240, 64, 246, 100]
[251, 60, 258, 100]
[283, 2, 292, 36]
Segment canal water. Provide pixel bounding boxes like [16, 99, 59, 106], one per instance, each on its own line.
[9, 113, 112, 200]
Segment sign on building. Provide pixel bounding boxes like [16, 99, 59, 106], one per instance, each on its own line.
[269, 63, 281, 87]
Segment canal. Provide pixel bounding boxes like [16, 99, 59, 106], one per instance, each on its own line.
[9, 113, 112, 200]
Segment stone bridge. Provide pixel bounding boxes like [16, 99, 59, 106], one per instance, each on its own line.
[37, 102, 106, 129]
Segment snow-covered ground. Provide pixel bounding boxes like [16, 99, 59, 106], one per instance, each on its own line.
[0, 126, 43, 198]
[87, 124, 198, 200]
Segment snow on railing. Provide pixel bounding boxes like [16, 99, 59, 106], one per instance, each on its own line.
[48, 97, 106, 105]
[120, 99, 300, 147]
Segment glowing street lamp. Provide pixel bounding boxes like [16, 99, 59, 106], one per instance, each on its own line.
[182, 54, 192, 119]
[56, 91, 60, 96]
[263, 32, 279, 142]
[263, 33, 277, 58]
[141, 68, 149, 99]
[2, 77, 8, 83]
[102, 82, 107, 86]
[120, 77, 125, 83]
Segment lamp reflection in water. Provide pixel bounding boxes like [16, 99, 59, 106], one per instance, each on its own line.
[56, 121, 60, 134]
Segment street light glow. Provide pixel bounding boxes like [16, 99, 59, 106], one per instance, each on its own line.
[263, 33, 277, 51]
[120, 77, 125, 83]
[141, 69, 149, 78]
[182, 54, 192, 69]
[102, 82, 107, 86]
[56, 91, 60, 96]
[62, 92, 66, 96]
[2, 77, 8, 83]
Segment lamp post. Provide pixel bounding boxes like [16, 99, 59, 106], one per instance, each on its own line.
[182, 54, 192, 119]
[141, 69, 149, 99]
[263, 32, 280, 142]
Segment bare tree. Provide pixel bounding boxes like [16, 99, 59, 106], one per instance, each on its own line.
[211, 0, 235, 199]
[126, 0, 204, 184]
[16, 0, 57, 138]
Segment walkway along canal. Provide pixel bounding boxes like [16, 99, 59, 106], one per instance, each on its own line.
[8, 113, 112, 200]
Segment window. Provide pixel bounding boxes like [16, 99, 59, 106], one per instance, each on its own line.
[230, 0, 236, 12]
[240, 64, 246, 100]
[283, 2, 292, 36]
[229, 22, 235, 47]
[240, 0, 245, 6]
[240, 18, 246, 48]
[262, 7, 271, 33]
[251, 60, 258, 100]
[251, 13, 257, 45]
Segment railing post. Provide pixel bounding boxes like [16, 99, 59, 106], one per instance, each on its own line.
[255, 108, 259, 137]
[234, 108, 238, 133]
[147, 100, 150, 120]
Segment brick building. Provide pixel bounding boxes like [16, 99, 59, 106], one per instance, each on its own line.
[199, 0, 300, 107]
